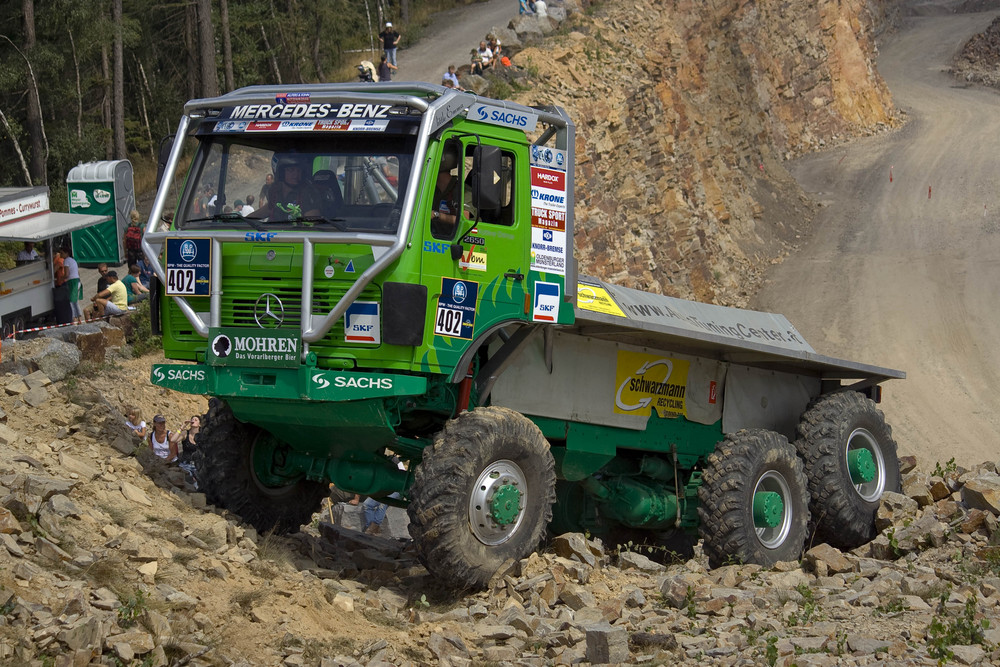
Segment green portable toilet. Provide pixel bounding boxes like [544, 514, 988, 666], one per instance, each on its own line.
[66, 160, 135, 266]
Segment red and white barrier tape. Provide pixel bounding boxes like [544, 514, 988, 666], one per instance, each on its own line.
[6, 314, 118, 340]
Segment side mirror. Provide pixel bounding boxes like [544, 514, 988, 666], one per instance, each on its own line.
[471, 145, 502, 215]
[155, 135, 175, 188]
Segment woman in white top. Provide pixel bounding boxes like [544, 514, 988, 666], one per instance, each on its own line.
[148, 414, 181, 462]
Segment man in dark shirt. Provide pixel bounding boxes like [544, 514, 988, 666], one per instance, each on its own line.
[378, 22, 401, 67]
[266, 159, 321, 221]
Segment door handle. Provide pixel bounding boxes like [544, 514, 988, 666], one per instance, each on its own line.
[504, 271, 524, 281]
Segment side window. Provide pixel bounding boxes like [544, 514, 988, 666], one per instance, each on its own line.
[462, 145, 514, 226]
[430, 139, 463, 240]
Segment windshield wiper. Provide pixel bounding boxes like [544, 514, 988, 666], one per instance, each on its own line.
[282, 216, 348, 231]
[184, 214, 266, 231]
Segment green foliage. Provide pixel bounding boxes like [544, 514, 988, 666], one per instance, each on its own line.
[763, 635, 779, 667]
[786, 583, 819, 626]
[933, 457, 957, 477]
[116, 588, 148, 628]
[875, 596, 905, 616]
[685, 585, 697, 619]
[130, 299, 161, 357]
[927, 593, 991, 665]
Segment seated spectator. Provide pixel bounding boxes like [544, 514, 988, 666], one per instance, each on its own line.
[122, 265, 150, 304]
[442, 64, 461, 89]
[125, 406, 147, 440]
[96, 263, 109, 293]
[377, 52, 397, 82]
[477, 41, 494, 70]
[234, 199, 244, 215]
[534, 0, 547, 17]
[91, 270, 128, 318]
[487, 34, 502, 63]
[15, 242, 39, 264]
[470, 48, 484, 76]
[242, 195, 256, 216]
[136, 255, 153, 288]
[177, 415, 201, 487]
[519, 0, 534, 14]
[148, 414, 181, 463]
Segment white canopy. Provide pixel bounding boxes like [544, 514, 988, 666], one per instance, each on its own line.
[0, 211, 110, 242]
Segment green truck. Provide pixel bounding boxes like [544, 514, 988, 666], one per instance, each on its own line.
[145, 83, 904, 587]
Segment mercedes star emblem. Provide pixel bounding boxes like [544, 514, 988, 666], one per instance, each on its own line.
[254, 293, 285, 328]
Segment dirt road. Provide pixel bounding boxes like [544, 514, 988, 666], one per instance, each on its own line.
[389, 0, 518, 85]
[753, 8, 1000, 468]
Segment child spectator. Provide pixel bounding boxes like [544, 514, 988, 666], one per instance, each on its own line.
[125, 406, 147, 440]
[124, 210, 143, 266]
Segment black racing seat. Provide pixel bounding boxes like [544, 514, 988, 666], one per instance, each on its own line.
[312, 169, 344, 219]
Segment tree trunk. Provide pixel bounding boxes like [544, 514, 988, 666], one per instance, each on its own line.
[185, 0, 199, 101]
[197, 0, 219, 97]
[220, 0, 234, 92]
[260, 25, 282, 84]
[112, 0, 126, 160]
[312, 11, 324, 82]
[101, 45, 111, 159]
[69, 29, 82, 140]
[401, 0, 409, 24]
[0, 108, 33, 186]
[22, 0, 44, 184]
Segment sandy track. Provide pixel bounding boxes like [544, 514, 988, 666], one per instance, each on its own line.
[753, 8, 1000, 467]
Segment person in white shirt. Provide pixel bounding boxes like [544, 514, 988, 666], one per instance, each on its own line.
[477, 41, 494, 70]
[16, 242, 39, 264]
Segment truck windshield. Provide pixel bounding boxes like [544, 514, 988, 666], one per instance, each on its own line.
[177, 134, 415, 234]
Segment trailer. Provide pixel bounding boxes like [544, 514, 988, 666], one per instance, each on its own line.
[145, 84, 904, 587]
[0, 187, 108, 336]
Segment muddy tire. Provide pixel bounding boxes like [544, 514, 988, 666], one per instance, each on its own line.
[698, 429, 810, 568]
[795, 391, 900, 550]
[407, 406, 556, 589]
[197, 398, 327, 534]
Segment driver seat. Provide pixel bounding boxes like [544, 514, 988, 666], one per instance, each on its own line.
[312, 170, 344, 219]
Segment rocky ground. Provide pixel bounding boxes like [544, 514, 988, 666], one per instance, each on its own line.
[0, 326, 998, 666]
[950, 15, 1000, 86]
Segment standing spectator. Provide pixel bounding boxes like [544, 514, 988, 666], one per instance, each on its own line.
[259, 174, 273, 209]
[91, 270, 127, 318]
[379, 22, 401, 67]
[53, 248, 66, 287]
[377, 53, 397, 82]
[61, 247, 84, 324]
[442, 65, 462, 89]
[148, 415, 180, 463]
[124, 210, 143, 266]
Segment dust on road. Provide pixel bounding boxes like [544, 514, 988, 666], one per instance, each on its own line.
[753, 7, 1000, 468]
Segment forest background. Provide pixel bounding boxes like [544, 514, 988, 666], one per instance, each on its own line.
[0, 0, 474, 209]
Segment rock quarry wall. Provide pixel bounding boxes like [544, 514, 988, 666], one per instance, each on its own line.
[511, 0, 897, 305]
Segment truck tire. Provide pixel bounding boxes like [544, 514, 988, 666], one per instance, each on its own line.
[197, 398, 327, 534]
[407, 406, 556, 589]
[698, 429, 810, 568]
[794, 391, 900, 550]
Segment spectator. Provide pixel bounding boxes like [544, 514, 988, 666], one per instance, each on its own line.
[177, 415, 201, 487]
[61, 247, 84, 324]
[470, 48, 484, 76]
[242, 195, 256, 216]
[96, 263, 109, 293]
[443, 64, 461, 89]
[124, 406, 147, 440]
[377, 52, 397, 82]
[534, 0, 547, 17]
[15, 241, 39, 264]
[487, 34, 502, 63]
[136, 255, 153, 288]
[122, 265, 150, 304]
[148, 414, 181, 463]
[91, 270, 128, 318]
[477, 41, 494, 70]
[519, 0, 533, 14]
[362, 453, 406, 535]
[378, 21, 401, 67]
[53, 248, 66, 288]
[259, 174, 273, 209]
[124, 210, 143, 266]
[206, 185, 218, 214]
[234, 199, 244, 214]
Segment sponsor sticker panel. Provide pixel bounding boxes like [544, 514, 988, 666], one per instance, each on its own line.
[344, 301, 381, 344]
[165, 238, 211, 297]
[613, 350, 690, 418]
[206, 328, 300, 368]
[434, 278, 479, 340]
[533, 281, 560, 322]
[577, 282, 626, 317]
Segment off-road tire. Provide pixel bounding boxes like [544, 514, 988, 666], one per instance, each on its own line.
[698, 429, 810, 568]
[407, 406, 556, 589]
[197, 398, 327, 534]
[795, 391, 901, 550]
